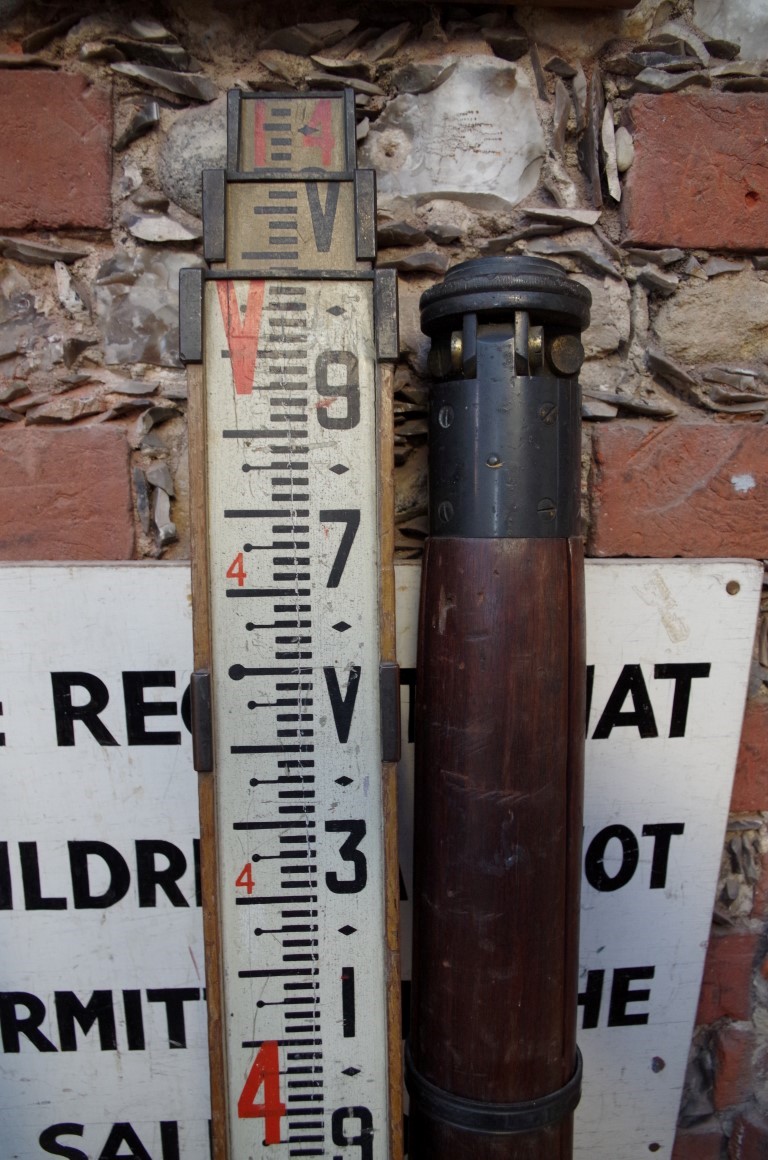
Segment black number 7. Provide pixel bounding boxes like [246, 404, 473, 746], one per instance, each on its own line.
[320, 509, 360, 588]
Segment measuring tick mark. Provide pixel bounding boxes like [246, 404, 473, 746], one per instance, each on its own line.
[234, 821, 315, 830]
[230, 665, 311, 679]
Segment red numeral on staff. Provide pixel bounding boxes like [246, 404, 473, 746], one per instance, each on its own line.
[235, 862, 254, 894]
[238, 1040, 285, 1143]
[226, 552, 247, 587]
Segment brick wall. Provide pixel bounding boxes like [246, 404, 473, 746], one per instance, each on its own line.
[1, 1, 767, 1155]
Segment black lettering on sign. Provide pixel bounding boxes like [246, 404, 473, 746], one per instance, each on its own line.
[306, 181, 340, 252]
[39, 1123, 181, 1160]
[69, 841, 131, 909]
[56, 990, 117, 1052]
[325, 820, 367, 894]
[194, 838, 202, 907]
[0, 991, 56, 1052]
[584, 825, 638, 893]
[643, 822, 686, 888]
[0, 988, 203, 1053]
[316, 351, 360, 431]
[20, 841, 67, 910]
[341, 966, 356, 1037]
[160, 1123, 181, 1160]
[324, 666, 361, 743]
[39, 1124, 87, 1160]
[332, 1105, 374, 1160]
[577, 965, 655, 1029]
[181, 682, 192, 733]
[584, 823, 685, 892]
[147, 987, 201, 1049]
[136, 840, 190, 908]
[608, 966, 655, 1027]
[577, 969, 604, 1030]
[100, 1123, 153, 1160]
[2, 840, 200, 911]
[51, 672, 118, 747]
[0, 841, 10, 910]
[654, 663, 711, 737]
[592, 664, 658, 740]
[320, 509, 360, 587]
[123, 672, 181, 746]
[123, 989, 145, 1051]
[585, 665, 594, 736]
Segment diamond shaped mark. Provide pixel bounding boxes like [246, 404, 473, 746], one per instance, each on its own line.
[339, 925, 357, 937]
[335, 775, 353, 786]
[329, 463, 348, 475]
[332, 621, 351, 633]
[342, 1066, 361, 1076]
[327, 305, 345, 316]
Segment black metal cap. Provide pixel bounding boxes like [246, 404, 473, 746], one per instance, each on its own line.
[419, 255, 591, 335]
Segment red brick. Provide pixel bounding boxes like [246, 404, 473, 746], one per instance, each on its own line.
[731, 697, 768, 813]
[589, 422, 768, 558]
[714, 1025, 756, 1111]
[0, 427, 133, 560]
[729, 1113, 768, 1160]
[623, 94, 768, 252]
[697, 932, 759, 1025]
[0, 71, 112, 229]
[672, 1128, 724, 1160]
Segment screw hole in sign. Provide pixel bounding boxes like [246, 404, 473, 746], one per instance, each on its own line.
[237, 1040, 285, 1144]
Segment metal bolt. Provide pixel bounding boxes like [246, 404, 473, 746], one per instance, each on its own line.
[537, 498, 556, 520]
[726, 580, 741, 595]
[547, 334, 584, 377]
[437, 501, 454, 524]
[539, 402, 558, 425]
[438, 405, 454, 429]
[486, 454, 501, 468]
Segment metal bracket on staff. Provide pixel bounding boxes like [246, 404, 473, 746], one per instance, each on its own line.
[179, 88, 402, 1160]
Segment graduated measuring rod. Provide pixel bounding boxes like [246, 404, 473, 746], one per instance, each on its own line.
[180, 88, 402, 1160]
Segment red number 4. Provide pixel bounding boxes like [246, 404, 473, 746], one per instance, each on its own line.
[235, 863, 255, 895]
[238, 1041, 285, 1143]
[226, 552, 247, 587]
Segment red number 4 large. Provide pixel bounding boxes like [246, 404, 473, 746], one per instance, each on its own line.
[238, 1041, 285, 1143]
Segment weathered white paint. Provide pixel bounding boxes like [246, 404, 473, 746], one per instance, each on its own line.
[396, 558, 760, 1159]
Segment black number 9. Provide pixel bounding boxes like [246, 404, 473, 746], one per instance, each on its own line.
[316, 351, 360, 430]
[332, 1105, 373, 1159]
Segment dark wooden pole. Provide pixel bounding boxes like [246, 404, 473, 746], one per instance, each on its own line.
[407, 257, 591, 1159]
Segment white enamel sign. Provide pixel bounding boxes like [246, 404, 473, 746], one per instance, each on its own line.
[0, 559, 759, 1159]
[0, 564, 209, 1160]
